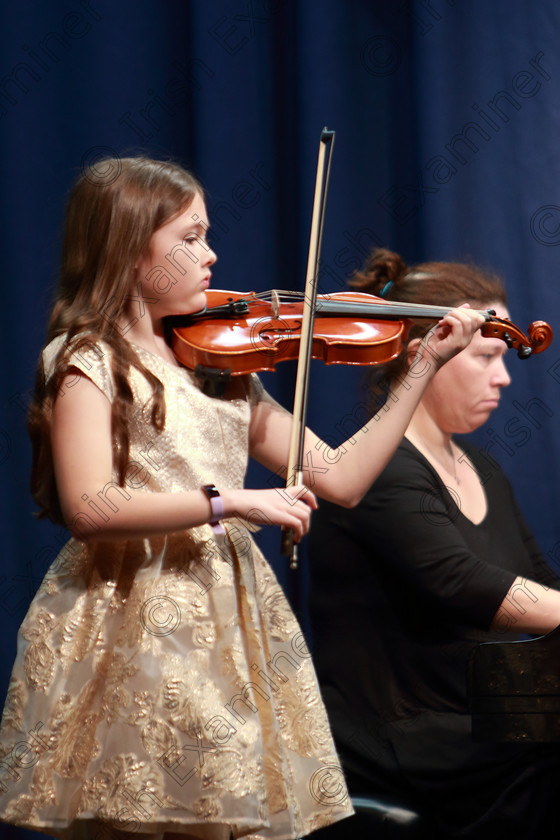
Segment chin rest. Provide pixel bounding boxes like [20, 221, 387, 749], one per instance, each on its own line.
[317, 793, 427, 838]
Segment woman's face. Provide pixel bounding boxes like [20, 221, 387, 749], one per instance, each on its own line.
[134, 192, 217, 321]
[422, 302, 512, 434]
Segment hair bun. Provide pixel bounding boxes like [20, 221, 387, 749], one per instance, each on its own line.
[349, 248, 407, 297]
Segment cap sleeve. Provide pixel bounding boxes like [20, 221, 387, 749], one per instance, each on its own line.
[245, 373, 289, 414]
[41, 334, 115, 402]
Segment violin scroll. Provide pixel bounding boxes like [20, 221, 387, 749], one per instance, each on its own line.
[526, 320, 554, 354]
[481, 316, 554, 359]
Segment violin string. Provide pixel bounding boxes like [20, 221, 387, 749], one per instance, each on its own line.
[253, 290, 305, 301]
[251, 289, 496, 320]
[249, 290, 496, 319]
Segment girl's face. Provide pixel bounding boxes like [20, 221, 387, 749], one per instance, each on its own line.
[422, 302, 512, 434]
[135, 192, 217, 322]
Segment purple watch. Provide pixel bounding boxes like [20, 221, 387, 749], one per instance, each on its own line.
[201, 484, 225, 534]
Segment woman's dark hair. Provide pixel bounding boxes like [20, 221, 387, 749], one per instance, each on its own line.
[350, 248, 507, 405]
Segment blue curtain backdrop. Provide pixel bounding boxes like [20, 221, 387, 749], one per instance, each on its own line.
[2, 2, 560, 835]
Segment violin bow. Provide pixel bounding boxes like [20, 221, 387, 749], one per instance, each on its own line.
[281, 127, 335, 569]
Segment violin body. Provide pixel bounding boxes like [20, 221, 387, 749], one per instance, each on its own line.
[171, 289, 409, 374]
[169, 289, 553, 376]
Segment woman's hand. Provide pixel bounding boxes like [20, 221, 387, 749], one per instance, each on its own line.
[415, 304, 486, 372]
[220, 485, 318, 542]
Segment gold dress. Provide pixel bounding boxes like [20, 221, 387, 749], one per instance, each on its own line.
[0, 337, 352, 839]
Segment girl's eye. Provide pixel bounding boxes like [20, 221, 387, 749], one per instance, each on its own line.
[184, 233, 208, 245]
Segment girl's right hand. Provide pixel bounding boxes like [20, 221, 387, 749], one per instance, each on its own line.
[220, 486, 318, 542]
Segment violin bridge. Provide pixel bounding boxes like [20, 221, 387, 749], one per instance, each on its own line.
[271, 289, 280, 320]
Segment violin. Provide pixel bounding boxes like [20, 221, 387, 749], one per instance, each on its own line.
[169, 288, 553, 376]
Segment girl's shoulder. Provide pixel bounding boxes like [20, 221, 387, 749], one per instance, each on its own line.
[42, 332, 115, 401]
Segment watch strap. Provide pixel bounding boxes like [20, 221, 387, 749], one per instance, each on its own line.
[201, 484, 225, 534]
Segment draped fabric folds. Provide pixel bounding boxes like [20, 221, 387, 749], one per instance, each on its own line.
[0, 338, 352, 838]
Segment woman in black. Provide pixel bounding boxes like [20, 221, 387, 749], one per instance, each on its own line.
[308, 250, 560, 838]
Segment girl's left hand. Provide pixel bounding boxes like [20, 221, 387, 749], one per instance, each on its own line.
[417, 304, 486, 370]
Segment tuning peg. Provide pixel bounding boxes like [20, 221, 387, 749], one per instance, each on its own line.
[502, 332, 513, 349]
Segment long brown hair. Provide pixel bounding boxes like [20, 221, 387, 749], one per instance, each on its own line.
[350, 248, 507, 403]
[29, 157, 202, 523]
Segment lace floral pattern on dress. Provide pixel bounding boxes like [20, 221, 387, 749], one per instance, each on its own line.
[0, 336, 352, 839]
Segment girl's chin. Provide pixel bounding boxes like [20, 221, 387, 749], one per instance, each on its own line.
[171, 296, 207, 317]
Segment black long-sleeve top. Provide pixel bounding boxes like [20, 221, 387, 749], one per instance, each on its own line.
[308, 438, 560, 836]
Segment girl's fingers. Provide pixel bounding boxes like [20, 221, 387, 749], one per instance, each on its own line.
[428, 307, 486, 360]
[231, 486, 317, 534]
[444, 306, 486, 333]
[280, 491, 315, 539]
[286, 485, 318, 509]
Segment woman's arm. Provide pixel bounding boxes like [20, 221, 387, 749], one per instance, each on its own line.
[250, 307, 485, 506]
[491, 577, 560, 635]
[308, 442, 558, 633]
[484, 466, 560, 633]
[51, 371, 317, 541]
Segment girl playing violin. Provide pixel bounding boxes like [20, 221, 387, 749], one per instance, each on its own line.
[0, 158, 483, 840]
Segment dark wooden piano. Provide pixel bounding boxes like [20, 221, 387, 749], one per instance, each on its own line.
[469, 626, 560, 741]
